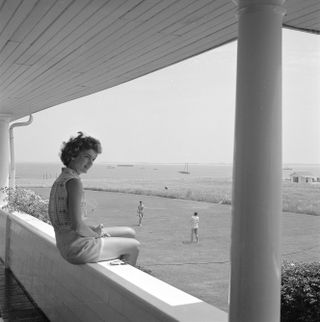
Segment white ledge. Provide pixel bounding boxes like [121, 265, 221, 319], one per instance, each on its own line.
[0, 210, 228, 322]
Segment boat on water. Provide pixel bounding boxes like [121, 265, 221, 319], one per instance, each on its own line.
[178, 163, 190, 174]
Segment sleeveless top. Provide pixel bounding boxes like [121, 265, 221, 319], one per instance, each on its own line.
[48, 167, 102, 264]
[48, 167, 86, 230]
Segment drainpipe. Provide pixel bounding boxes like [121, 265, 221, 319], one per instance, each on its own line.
[9, 115, 33, 189]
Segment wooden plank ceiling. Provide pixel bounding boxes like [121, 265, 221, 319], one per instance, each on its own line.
[0, 0, 319, 121]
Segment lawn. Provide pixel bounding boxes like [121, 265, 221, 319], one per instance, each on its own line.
[21, 175, 320, 216]
[32, 187, 320, 312]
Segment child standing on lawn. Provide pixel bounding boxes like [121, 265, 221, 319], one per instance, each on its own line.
[137, 201, 144, 226]
[190, 212, 199, 243]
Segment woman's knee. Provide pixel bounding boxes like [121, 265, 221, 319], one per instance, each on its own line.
[128, 239, 140, 259]
[123, 227, 136, 238]
[105, 226, 136, 238]
[126, 238, 140, 251]
[134, 239, 140, 249]
[100, 238, 139, 260]
[119, 239, 140, 262]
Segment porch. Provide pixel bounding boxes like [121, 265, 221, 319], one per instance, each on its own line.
[0, 260, 49, 321]
[0, 209, 227, 321]
[0, 1, 319, 321]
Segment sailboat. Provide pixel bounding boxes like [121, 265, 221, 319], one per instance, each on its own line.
[178, 163, 190, 174]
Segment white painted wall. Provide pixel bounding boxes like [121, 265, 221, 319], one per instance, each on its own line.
[0, 210, 7, 260]
[0, 115, 10, 207]
[0, 210, 227, 322]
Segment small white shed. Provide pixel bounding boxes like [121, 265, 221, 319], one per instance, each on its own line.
[290, 171, 318, 183]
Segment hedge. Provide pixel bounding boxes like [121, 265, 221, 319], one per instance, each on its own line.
[281, 261, 320, 322]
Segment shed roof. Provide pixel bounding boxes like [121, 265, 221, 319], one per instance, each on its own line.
[290, 171, 316, 177]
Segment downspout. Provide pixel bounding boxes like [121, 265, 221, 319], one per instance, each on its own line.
[9, 115, 33, 189]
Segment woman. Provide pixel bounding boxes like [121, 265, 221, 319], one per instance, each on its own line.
[48, 132, 140, 265]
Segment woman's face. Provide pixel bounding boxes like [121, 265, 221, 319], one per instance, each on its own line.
[70, 149, 97, 174]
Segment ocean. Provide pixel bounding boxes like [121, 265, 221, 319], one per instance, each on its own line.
[15, 162, 320, 184]
[15, 162, 234, 184]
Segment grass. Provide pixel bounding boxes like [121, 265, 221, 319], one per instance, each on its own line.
[282, 181, 320, 216]
[84, 178, 320, 215]
[84, 178, 232, 205]
[31, 187, 320, 312]
[23, 176, 320, 215]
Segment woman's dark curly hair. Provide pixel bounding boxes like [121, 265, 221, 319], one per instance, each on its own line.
[60, 132, 102, 166]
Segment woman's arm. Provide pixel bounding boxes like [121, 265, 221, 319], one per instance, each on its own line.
[90, 224, 111, 237]
[66, 178, 98, 237]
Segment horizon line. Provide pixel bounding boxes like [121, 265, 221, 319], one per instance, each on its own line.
[15, 161, 320, 166]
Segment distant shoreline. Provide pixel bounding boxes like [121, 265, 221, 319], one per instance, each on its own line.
[15, 161, 320, 166]
[14, 162, 320, 216]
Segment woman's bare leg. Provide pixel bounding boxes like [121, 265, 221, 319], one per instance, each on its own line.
[99, 237, 140, 266]
[102, 226, 136, 238]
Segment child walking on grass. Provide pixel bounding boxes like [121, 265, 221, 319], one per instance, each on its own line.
[190, 212, 199, 243]
[137, 201, 144, 226]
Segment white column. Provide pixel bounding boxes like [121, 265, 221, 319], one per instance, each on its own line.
[229, 1, 285, 322]
[0, 114, 11, 207]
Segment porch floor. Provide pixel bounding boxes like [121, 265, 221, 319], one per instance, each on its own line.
[0, 261, 49, 321]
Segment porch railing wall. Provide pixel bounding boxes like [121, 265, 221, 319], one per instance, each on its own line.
[0, 210, 227, 322]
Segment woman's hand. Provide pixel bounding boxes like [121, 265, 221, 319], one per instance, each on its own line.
[92, 224, 111, 237]
[92, 224, 103, 235]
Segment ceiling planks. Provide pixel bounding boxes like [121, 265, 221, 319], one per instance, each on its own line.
[0, 0, 318, 121]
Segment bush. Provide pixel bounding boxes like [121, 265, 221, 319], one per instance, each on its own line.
[281, 261, 320, 322]
[0, 187, 50, 224]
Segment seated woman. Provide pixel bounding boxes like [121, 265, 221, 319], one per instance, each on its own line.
[48, 132, 140, 265]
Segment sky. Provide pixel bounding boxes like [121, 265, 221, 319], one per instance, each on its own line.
[13, 29, 320, 165]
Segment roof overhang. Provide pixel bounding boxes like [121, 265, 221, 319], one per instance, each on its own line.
[0, 0, 319, 121]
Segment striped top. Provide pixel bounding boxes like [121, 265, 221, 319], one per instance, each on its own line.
[48, 167, 86, 231]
